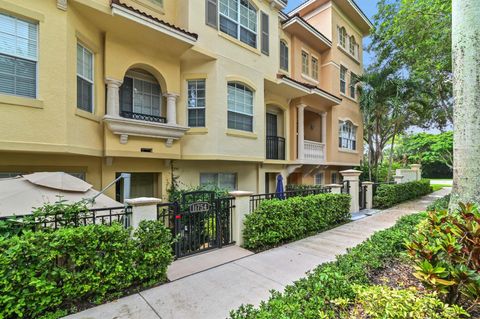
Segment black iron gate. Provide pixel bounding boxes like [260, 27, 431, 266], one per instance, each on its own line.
[157, 191, 235, 259]
[359, 182, 367, 210]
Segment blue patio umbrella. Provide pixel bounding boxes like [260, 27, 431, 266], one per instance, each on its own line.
[275, 174, 285, 199]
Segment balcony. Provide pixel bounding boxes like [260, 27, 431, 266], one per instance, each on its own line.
[119, 110, 167, 123]
[266, 136, 286, 160]
[304, 140, 325, 162]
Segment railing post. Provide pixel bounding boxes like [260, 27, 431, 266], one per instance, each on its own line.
[326, 184, 343, 194]
[340, 169, 362, 212]
[124, 197, 162, 230]
[362, 182, 374, 209]
[228, 191, 253, 247]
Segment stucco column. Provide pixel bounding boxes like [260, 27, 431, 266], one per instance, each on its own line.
[297, 105, 306, 161]
[105, 78, 122, 117]
[321, 112, 327, 161]
[340, 169, 362, 212]
[229, 191, 253, 247]
[362, 181, 374, 209]
[411, 164, 422, 181]
[394, 175, 404, 184]
[164, 93, 179, 125]
[326, 184, 342, 194]
[124, 197, 162, 230]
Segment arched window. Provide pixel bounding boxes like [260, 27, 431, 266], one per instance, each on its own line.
[338, 120, 356, 150]
[349, 35, 356, 56]
[338, 27, 347, 48]
[227, 82, 254, 132]
[219, 0, 257, 48]
[279, 40, 289, 71]
[119, 69, 164, 122]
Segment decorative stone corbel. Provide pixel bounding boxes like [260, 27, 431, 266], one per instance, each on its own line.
[165, 138, 174, 148]
[57, 0, 67, 11]
[120, 134, 128, 144]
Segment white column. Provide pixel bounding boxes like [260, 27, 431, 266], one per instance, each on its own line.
[363, 181, 374, 209]
[327, 184, 342, 194]
[229, 191, 253, 247]
[297, 105, 306, 161]
[321, 112, 327, 161]
[340, 169, 362, 212]
[164, 93, 179, 125]
[124, 197, 162, 230]
[394, 175, 404, 184]
[105, 78, 122, 117]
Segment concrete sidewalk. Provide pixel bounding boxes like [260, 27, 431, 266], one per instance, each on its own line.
[65, 188, 449, 319]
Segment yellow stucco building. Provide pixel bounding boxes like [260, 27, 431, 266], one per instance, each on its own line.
[0, 0, 371, 201]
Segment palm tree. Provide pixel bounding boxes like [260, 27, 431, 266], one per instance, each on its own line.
[450, 0, 480, 207]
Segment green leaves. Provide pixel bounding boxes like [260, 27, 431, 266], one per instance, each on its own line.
[0, 220, 173, 318]
[374, 179, 433, 208]
[242, 194, 351, 251]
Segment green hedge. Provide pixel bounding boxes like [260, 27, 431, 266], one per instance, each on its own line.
[0, 221, 173, 319]
[426, 194, 450, 211]
[374, 179, 432, 208]
[230, 213, 467, 318]
[243, 193, 351, 251]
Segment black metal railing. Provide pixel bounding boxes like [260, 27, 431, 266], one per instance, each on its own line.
[0, 206, 132, 232]
[249, 187, 332, 212]
[266, 136, 286, 160]
[341, 180, 350, 194]
[157, 197, 235, 259]
[359, 182, 368, 210]
[120, 110, 167, 123]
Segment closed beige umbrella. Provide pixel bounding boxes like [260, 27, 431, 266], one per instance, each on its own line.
[0, 173, 122, 217]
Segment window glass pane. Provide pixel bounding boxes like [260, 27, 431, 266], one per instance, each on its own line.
[219, 16, 238, 38]
[187, 79, 206, 127]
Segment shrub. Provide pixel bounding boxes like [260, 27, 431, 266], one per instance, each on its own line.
[351, 285, 468, 318]
[427, 194, 451, 211]
[285, 184, 328, 191]
[406, 203, 480, 305]
[374, 179, 432, 208]
[242, 193, 350, 250]
[0, 220, 173, 319]
[230, 213, 431, 319]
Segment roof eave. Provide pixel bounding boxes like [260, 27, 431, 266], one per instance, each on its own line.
[282, 16, 332, 48]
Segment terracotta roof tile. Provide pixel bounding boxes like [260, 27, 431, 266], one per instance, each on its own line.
[111, 0, 198, 40]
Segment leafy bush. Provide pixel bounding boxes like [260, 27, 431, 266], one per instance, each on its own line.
[285, 184, 328, 191]
[406, 203, 480, 305]
[374, 179, 432, 208]
[230, 213, 431, 319]
[242, 193, 350, 250]
[0, 220, 173, 319]
[427, 194, 451, 211]
[351, 285, 468, 318]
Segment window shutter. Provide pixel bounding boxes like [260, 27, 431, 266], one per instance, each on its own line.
[206, 0, 218, 28]
[119, 77, 133, 113]
[261, 12, 269, 55]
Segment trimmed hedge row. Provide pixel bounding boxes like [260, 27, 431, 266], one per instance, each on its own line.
[374, 179, 432, 208]
[230, 213, 466, 318]
[426, 193, 450, 211]
[0, 221, 173, 319]
[243, 193, 351, 251]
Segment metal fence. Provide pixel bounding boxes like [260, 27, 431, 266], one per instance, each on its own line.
[249, 187, 332, 212]
[0, 206, 132, 232]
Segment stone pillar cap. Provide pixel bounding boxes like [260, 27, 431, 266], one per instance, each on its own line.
[326, 184, 342, 187]
[339, 169, 362, 175]
[362, 181, 374, 185]
[229, 191, 254, 197]
[125, 197, 162, 206]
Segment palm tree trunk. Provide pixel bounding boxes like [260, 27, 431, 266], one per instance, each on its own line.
[450, 0, 480, 208]
[387, 128, 397, 182]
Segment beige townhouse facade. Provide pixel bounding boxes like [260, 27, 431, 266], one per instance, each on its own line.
[0, 0, 371, 202]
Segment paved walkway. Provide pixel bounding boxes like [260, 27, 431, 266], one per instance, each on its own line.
[65, 188, 449, 319]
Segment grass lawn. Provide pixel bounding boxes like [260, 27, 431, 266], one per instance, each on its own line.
[431, 184, 451, 191]
[429, 178, 452, 191]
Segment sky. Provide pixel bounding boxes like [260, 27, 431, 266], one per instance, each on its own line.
[284, 0, 378, 66]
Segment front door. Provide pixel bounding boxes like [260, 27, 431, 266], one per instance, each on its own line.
[266, 113, 278, 159]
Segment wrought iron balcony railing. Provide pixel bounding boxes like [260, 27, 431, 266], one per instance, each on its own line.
[266, 136, 286, 160]
[120, 110, 167, 124]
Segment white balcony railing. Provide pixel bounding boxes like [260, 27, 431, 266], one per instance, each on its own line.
[304, 140, 325, 162]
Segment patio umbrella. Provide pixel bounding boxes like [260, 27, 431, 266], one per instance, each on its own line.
[0, 173, 122, 217]
[275, 174, 285, 199]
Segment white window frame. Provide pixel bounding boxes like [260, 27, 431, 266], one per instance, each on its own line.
[219, 0, 258, 48]
[227, 82, 254, 132]
[187, 79, 206, 127]
[0, 12, 38, 99]
[311, 56, 319, 80]
[279, 40, 289, 71]
[76, 43, 94, 113]
[314, 172, 324, 185]
[338, 26, 347, 48]
[200, 172, 237, 190]
[331, 171, 339, 184]
[301, 50, 309, 75]
[340, 65, 347, 94]
[350, 72, 357, 99]
[349, 35, 356, 57]
[339, 120, 357, 151]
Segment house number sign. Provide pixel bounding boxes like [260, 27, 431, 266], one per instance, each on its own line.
[189, 202, 211, 213]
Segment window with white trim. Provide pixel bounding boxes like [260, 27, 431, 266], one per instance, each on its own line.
[280, 40, 288, 71]
[200, 172, 237, 190]
[227, 82, 253, 132]
[77, 43, 94, 112]
[314, 172, 324, 185]
[338, 27, 346, 48]
[331, 172, 338, 184]
[0, 13, 38, 98]
[301, 51, 309, 75]
[340, 65, 347, 94]
[349, 35, 356, 57]
[311, 56, 318, 80]
[219, 0, 257, 48]
[350, 72, 357, 99]
[339, 120, 357, 150]
[187, 79, 206, 127]
[119, 70, 162, 119]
